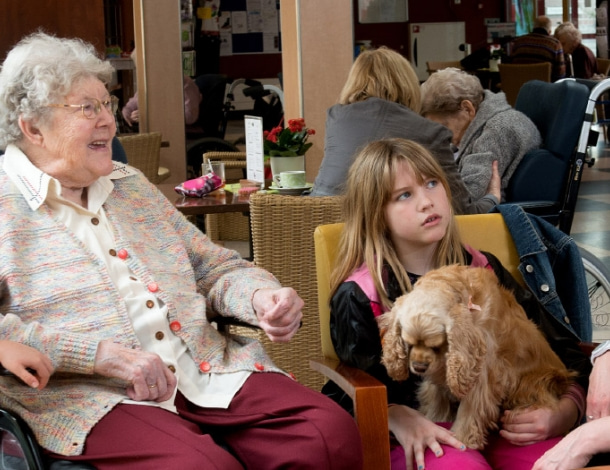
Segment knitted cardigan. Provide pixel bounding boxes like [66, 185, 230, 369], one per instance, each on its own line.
[457, 90, 542, 202]
[0, 160, 283, 456]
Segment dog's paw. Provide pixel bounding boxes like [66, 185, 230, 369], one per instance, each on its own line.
[452, 422, 488, 450]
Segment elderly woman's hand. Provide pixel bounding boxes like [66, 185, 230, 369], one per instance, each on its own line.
[486, 160, 501, 202]
[586, 351, 610, 419]
[252, 288, 304, 343]
[94, 340, 177, 402]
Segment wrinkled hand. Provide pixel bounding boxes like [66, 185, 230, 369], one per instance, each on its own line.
[252, 287, 303, 342]
[388, 405, 466, 470]
[485, 160, 501, 202]
[499, 397, 577, 445]
[532, 419, 606, 470]
[0, 342, 54, 389]
[130, 109, 139, 123]
[94, 340, 177, 402]
[586, 351, 610, 419]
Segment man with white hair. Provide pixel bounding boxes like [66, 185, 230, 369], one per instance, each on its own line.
[509, 15, 566, 82]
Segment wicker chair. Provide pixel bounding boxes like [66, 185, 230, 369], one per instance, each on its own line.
[233, 193, 344, 391]
[117, 132, 170, 184]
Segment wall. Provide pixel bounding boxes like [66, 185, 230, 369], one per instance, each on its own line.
[0, 0, 106, 62]
[217, 0, 505, 82]
[133, 0, 186, 183]
[353, 0, 505, 58]
[281, 0, 354, 182]
[220, 54, 282, 80]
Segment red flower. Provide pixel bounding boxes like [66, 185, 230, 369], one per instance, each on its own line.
[263, 118, 315, 157]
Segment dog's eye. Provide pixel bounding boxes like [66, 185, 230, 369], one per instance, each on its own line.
[431, 347, 441, 353]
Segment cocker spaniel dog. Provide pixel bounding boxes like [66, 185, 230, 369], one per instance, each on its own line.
[380, 265, 574, 449]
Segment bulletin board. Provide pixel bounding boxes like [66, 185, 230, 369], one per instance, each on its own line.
[219, 0, 281, 56]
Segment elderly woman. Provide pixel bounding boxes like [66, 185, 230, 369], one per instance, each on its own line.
[310, 46, 500, 214]
[420, 67, 542, 204]
[554, 22, 599, 79]
[0, 32, 362, 469]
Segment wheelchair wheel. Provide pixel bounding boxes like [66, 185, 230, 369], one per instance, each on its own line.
[580, 247, 610, 341]
[186, 137, 239, 178]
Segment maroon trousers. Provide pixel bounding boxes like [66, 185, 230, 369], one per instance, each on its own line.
[46, 373, 363, 469]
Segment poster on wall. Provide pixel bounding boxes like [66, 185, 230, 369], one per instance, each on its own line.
[219, 0, 280, 56]
[506, 0, 535, 37]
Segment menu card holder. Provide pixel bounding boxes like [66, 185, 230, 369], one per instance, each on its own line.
[244, 115, 265, 187]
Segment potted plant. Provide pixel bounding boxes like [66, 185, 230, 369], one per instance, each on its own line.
[263, 118, 315, 179]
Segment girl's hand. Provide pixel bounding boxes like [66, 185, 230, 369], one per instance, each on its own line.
[0, 341, 54, 389]
[388, 405, 466, 470]
[499, 397, 578, 445]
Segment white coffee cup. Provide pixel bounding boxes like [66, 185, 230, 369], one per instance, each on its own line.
[274, 170, 306, 188]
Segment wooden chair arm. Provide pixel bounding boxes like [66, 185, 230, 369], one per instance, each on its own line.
[310, 357, 391, 470]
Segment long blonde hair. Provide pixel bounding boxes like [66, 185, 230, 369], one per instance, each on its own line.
[338, 47, 422, 112]
[330, 138, 466, 309]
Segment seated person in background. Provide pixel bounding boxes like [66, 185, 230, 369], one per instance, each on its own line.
[310, 46, 501, 215]
[0, 340, 53, 389]
[509, 15, 566, 82]
[0, 31, 363, 469]
[554, 22, 599, 79]
[420, 67, 542, 204]
[324, 137, 591, 470]
[533, 341, 610, 469]
[122, 75, 202, 127]
[122, 48, 202, 128]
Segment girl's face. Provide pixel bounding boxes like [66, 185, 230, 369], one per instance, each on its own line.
[384, 160, 451, 253]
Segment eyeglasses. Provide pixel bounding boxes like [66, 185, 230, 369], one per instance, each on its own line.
[47, 96, 119, 119]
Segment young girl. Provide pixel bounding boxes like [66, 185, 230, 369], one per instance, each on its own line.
[0, 340, 53, 389]
[323, 138, 591, 470]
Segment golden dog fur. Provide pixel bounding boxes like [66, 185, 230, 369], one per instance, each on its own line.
[380, 265, 574, 449]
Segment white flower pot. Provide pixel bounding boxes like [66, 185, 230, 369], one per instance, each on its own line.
[269, 155, 305, 180]
[489, 58, 500, 72]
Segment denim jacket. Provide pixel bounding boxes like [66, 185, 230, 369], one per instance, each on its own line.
[496, 204, 592, 341]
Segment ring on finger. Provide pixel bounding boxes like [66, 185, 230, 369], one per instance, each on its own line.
[148, 383, 157, 389]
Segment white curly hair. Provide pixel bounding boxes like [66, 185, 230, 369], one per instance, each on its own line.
[0, 31, 114, 149]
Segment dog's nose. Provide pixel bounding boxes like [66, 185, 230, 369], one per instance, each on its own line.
[411, 362, 429, 374]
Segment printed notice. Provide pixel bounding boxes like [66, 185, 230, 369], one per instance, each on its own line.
[244, 115, 265, 184]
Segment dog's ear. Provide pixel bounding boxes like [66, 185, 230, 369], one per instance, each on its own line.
[379, 301, 410, 381]
[446, 298, 487, 399]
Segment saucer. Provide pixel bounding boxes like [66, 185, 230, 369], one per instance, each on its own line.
[270, 183, 312, 196]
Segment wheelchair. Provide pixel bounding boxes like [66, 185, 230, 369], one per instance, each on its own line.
[503, 77, 610, 342]
[185, 76, 284, 179]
